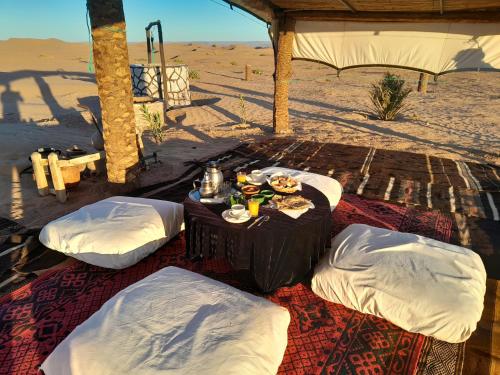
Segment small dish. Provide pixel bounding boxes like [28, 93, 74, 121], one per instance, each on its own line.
[222, 209, 251, 223]
[246, 174, 266, 186]
[241, 185, 260, 197]
[260, 189, 275, 202]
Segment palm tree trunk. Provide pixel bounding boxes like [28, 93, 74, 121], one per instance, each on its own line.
[87, 0, 139, 183]
[273, 15, 295, 134]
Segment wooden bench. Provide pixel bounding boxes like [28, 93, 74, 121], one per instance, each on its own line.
[31, 151, 105, 203]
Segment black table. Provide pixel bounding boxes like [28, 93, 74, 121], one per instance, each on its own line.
[183, 184, 332, 293]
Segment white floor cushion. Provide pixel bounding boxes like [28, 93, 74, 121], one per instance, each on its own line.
[40, 266, 290, 375]
[39, 196, 184, 269]
[261, 167, 342, 210]
[312, 224, 486, 343]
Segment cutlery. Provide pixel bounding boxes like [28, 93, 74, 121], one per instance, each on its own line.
[257, 215, 270, 227]
[247, 216, 265, 229]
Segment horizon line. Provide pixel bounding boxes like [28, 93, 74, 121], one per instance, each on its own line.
[0, 37, 270, 44]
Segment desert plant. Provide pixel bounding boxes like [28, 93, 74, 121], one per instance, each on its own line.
[369, 73, 412, 121]
[239, 95, 248, 125]
[189, 69, 200, 79]
[252, 68, 263, 75]
[140, 104, 164, 144]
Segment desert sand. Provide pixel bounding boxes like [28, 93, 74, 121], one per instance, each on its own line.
[0, 38, 499, 228]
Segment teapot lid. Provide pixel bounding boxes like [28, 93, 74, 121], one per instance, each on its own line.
[206, 160, 220, 169]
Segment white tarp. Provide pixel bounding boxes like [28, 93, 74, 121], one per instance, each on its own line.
[292, 20, 500, 74]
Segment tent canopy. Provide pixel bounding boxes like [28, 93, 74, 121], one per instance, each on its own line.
[228, 0, 500, 74]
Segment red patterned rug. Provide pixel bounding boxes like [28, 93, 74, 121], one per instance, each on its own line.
[0, 195, 455, 375]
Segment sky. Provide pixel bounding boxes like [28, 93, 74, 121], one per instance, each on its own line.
[0, 0, 269, 42]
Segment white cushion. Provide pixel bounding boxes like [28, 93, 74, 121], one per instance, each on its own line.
[261, 167, 342, 210]
[312, 224, 486, 343]
[40, 266, 290, 375]
[39, 196, 184, 269]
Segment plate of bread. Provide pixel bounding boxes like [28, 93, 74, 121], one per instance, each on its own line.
[271, 195, 312, 211]
[267, 173, 301, 194]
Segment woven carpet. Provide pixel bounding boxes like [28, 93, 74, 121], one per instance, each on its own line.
[136, 139, 499, 280]
[0, 218, 23, 244]
[0, 194, 463, 375]
[0, 228, 67, 298]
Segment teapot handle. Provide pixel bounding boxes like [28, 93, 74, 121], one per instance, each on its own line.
[193, 179, 201, 190]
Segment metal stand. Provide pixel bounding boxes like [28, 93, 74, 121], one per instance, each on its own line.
[146, 20, 168, 117]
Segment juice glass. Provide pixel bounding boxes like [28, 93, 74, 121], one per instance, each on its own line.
[236, 171, 247, 184]
[248, 199, 260, 218]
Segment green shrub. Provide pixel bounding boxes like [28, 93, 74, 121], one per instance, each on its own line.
[369, 73, 412, 121]
[140, 104, 164, 144]
[189, 69, 200, 79]
[252, 69, 263, 75]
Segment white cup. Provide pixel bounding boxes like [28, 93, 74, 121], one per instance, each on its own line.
[230, 204, 245, 218]
[251, 169, 264, 181]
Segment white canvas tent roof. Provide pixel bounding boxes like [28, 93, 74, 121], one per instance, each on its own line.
[228, 0, 500, 74]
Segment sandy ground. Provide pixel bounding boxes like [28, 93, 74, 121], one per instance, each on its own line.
[1, 38, 499, 228]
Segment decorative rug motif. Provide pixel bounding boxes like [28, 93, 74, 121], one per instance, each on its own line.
[417, 338, 465, 375]
[0, 195, 462, 375]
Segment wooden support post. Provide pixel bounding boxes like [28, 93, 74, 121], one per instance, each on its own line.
[48, 152, 67, 203]
[31, 152, 49, 196]
[273, 15, 295, 134]
[245, 64, 252, 81]
[417, 73, 429, 94]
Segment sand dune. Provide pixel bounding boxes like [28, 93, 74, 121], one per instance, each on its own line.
[0, 38, 499, 227]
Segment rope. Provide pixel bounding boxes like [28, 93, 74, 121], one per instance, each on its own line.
[85, 1, 126, 72]
[85, 4, 94, 73]
[207, 0, 267, 28]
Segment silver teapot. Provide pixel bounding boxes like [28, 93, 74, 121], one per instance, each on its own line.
[205, 161, 224, 194]
[194, 171, 216, 198]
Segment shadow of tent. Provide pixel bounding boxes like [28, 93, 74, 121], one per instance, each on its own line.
[0, 70, 96, 125]
[191, 97, 221, 107]
[190, 83, 499, 163]
[77, 96, 101, 119]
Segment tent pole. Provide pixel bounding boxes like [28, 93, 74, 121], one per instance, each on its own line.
[418, 73, 429, 94]
[87, 0, 139, 183]
[273, 15, 295, 135]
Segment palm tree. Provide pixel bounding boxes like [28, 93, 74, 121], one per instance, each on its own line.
[87, 0, 139, 183]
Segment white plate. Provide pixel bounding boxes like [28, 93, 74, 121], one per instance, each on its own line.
[246, 174, 266, 186]
[222, 209, 252, 223]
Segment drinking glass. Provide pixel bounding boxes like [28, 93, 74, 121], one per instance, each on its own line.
[220, 181, 231, 197]
[236, 171, 247, 184]
[248, 199, 260, 218]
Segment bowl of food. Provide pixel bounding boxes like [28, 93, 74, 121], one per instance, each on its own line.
[241, 184, 260, 198]
[267, 173, 300, 194]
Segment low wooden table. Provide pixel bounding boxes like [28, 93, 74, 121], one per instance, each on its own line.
[183, 183, 332, 293]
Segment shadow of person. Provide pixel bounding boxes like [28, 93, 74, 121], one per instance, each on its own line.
[452, 48, 495, 71]
[1, 83, 23, 123]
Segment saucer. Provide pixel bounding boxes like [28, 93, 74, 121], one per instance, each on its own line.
[222, 209, 251, 223]
[246, 174, 266, 186]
